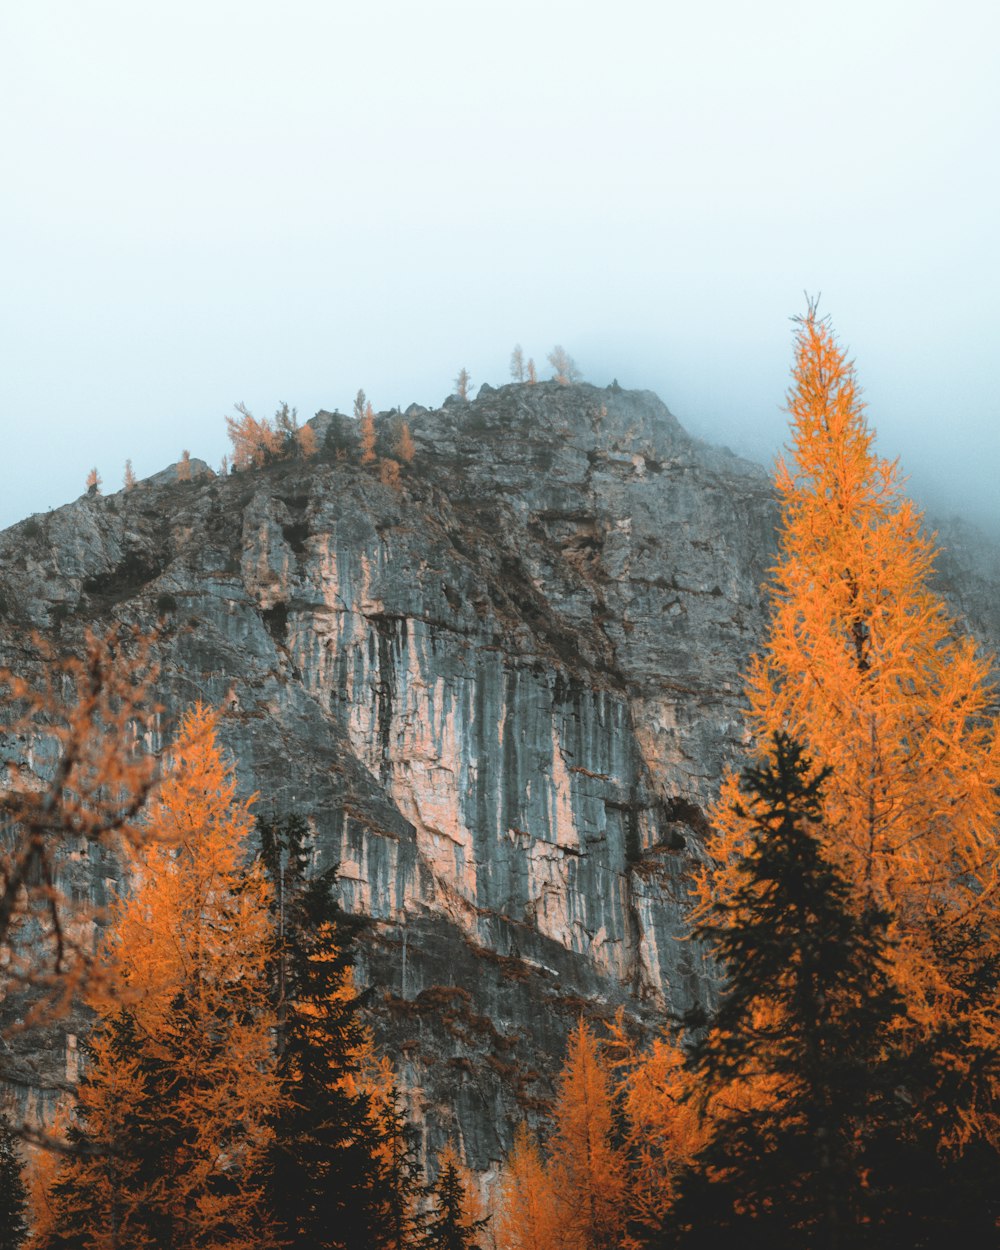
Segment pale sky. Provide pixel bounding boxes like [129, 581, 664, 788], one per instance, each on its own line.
[2, 1, 998, 532]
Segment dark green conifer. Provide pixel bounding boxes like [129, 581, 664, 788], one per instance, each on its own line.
[419, 1154, 487, 1250]
[0, 1116, 27, 1250]
[670, 734, 907, 1250]
[257, 814, 407, 1249]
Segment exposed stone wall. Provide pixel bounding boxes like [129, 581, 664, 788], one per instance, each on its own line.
[1, 383, 996, 1168]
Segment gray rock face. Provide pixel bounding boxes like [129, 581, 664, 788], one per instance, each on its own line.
[1, 382, 997, 1169]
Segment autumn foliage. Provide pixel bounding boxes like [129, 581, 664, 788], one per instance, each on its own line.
[0, 628, 160, 1050]
[35, 704, 280, 1248]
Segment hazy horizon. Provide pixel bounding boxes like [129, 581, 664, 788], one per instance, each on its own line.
[3, 1, 997, 535]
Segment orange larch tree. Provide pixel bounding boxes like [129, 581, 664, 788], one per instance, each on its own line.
[396, 422, 415, 465]
[699, 304, 1000, 1140]
[226, 401, 281, 470]
[359, 402, 377, 466]
[35, 704, 281, 1248]
[604, 1023, 708, 1250]
[0, 627, 160, 1068]
[545, 1020, 627, 1250]
[493, 1123, 559, 1250]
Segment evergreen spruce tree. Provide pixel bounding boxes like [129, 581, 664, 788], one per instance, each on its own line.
[0, 1117, 27, 1250]
[671, 734, 907, 1250]
[257, 815, 402, 1249]
[419, 1149, 487, 1250]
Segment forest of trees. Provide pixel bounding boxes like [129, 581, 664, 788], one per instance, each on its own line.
[5, 312, 999, 1245]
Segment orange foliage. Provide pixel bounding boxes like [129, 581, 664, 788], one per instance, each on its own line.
[546, 1019, 628, 1250]
[699, 305, 1000, 1136]
[494, 1123, 559, 1250]
[360, 401, 377, 465]
[547, 346, 580, 385]
[123, 459, 136, 491]
[0, 627, 160, 1039]
[40, 704, 280, 1247]
[380, 458, 401, 488]
[455, 368, 471, 401]
[510, 344, 526, 383]
[176, 449, 192, 482]
[84, 467, 101, 494]
[396, 421, 415, 464]
[296, 422, 318, 457]
[605, 1022, 709, 1248]
[225, 401, 281, 469]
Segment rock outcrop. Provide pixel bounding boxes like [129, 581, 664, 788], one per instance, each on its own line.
[1, 381, 997, 1168]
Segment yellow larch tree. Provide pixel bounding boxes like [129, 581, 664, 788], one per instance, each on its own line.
[604, 1024, 708, 1250]
[225, 402, 281, 470]
[699, 304, 1000, 1137]
[359, 402, 377, 466]
[34, 704, 281, 1249]
[396, 422, 415, 464]
[545, 1020, 627, 1250]
[0, 627, 160, 1056]
[493, 1123, 559, 1250]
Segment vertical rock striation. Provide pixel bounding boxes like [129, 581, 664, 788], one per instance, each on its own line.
[0, 383, 996, 1167]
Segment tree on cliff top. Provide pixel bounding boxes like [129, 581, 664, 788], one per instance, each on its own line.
[547, 347, 580, 385]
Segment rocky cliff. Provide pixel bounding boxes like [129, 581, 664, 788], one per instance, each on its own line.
[1, 381, 997, 1170]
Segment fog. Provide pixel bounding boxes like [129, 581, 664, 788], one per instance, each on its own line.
[2, 1, 997, 535]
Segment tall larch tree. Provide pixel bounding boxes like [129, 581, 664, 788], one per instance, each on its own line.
[602, 1024, 707, 1250]
[454, 369, 471, 401]
[359, 402, 378, 466]
[699, 305, 1000, 1140]
[493, 1124, 558, 1250]
[510, 345, 526, 383]
[546, 1020, 627, 1250]
[36, 704, 280, 1250]
[547, 347, 580, 385]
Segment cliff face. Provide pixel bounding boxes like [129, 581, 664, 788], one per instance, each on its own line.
[1, 382, 997, 1167]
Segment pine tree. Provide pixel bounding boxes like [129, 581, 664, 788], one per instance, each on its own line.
[420, 1144, 487, 1250]
[123, 460, 136, 491]
[699, 304, 1000, 1138]
[0, 1117, 27, 1250]
[256, 814, 394, 1250]
[671, 735, 910, 1250]
[546, 1020, 627, 1250]
[36, 704, 280, 1249]
[454, 369, 471, 401]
